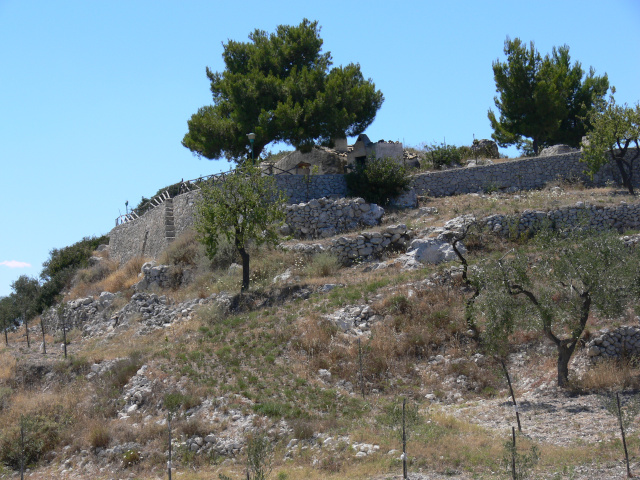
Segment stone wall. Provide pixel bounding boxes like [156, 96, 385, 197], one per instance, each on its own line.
[482, 201, 640, 237]
[411, 149, 640, 197]
[273, 174, 347, 203]
[109, 201, 167, 263]
[172, 190, 199, 237]
[109, 176, 348, 263]
[587, 325, 640, 361]
[109, 149, 638, 263]
[284, 224, 411, 265]
[284, 197, 384, 239]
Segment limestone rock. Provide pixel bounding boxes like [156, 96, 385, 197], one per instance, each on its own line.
[539, 144, 578, 157]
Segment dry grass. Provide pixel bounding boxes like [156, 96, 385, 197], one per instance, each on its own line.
[0, 350, 17, 382]
[67, 255, 149, 299]
[418, 184, 631, 226]
[2, 185, 640, 479]
[87, 420, 111, 449]
[575, 358, 640, 392]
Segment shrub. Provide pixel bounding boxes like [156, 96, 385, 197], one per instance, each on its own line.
[345, 155, 411, 206]
[304, 252, 341, 278]
[88, 423, 111, 449]
[0, 387, 12, 411]
[38, 235, 110, 309]
[0, 411, 67, 470]
[424, 142, 462, 169]
[179, 418, 209, 437]
[163, 391, 200, 413]
[158, 229, 200, 266]
[122, 448, 141, 467]
[291, 419, 315, 440]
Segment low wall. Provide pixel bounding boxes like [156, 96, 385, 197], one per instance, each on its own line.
[482, 201, 640, 236]
[284, 197, 383, 239]
[587, 326, 640, 360]
[411, 150, 639, 197]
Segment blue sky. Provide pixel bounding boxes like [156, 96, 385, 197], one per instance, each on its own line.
[1, 0, 639, 297]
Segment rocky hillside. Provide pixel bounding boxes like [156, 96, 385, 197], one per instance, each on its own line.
[1, 184, 640, 480]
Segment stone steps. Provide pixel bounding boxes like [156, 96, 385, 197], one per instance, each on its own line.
[164, 198, 175, 243]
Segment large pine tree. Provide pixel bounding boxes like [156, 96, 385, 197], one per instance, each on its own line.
[183, 19, 384, 163]
[488, 37, 609, 155]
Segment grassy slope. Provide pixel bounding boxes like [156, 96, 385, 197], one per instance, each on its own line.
[0, 183, 639, 479]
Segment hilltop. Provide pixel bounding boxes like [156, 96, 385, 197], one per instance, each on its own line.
[1, 180, 640, 480]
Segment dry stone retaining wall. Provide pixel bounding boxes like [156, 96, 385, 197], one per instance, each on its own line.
[109, 149, 638, 263]
[411, 149, 640, 197]
[482, 201, 640, 237]
[285, 224, 412, 265]
[284, 197, 383, 239]
[587, 325, 640, 360]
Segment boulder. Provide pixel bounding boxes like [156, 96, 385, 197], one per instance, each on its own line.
[539, 144, 578, 157]
[388, 188, 418, 209]
[471, 139, 499, 159]
[406, 237, 463, 265]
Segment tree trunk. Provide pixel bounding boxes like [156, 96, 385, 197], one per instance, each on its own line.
[615, 156, 634, 195]
[239, 247, 250, 291]
[557, 344, 573, 387]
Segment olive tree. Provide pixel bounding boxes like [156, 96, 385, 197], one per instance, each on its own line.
[194, 165, 286, 291]
[476, 231, 640, 387]
[582, 90, 640, 195]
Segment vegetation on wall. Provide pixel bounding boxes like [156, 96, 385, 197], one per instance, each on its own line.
[345, 155, 411, 206]
[582, 90, 640, 195]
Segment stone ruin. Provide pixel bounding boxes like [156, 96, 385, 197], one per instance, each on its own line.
[347, 133, 404, 166]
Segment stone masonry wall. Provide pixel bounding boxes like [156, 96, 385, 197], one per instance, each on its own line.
[109, 149, 638, 263]
[109, 201, 167, 263]
[586, 326, 640, 361]
[274, 174, 347, 203]
[284, 197, 384, 239]
[482, 201, 640, 237]
[283, 224, 411, 265]
[411, 149, 640, 197]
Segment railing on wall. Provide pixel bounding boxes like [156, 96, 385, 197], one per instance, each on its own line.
[114, 163, 307, 226]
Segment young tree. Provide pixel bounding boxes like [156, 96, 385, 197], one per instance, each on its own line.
[477, 231, 640, 387]
[0, 296, 18, 345]
[10, 276, 40, 348]
[581, 90, 640, 195]
[182, 19, 384, 162]
[488, 37, 608, 155]
[194, 165, 286, 291]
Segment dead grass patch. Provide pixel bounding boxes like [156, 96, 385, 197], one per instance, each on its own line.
[575, 358, 640, 392]
[67, 256, 149, 299]
[0, 350, 17, 382]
